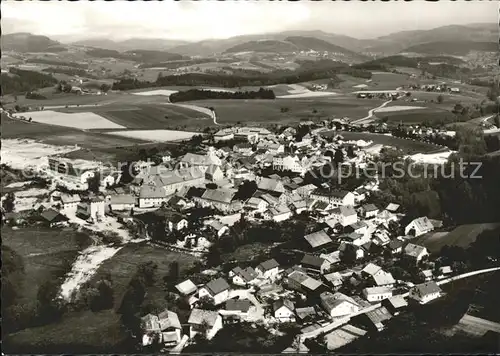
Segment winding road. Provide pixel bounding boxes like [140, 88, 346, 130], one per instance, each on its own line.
[351, 99, 393, 125]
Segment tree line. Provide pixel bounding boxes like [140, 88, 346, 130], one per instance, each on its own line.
[1, 68, 58, 95]
[169, 87, 275, 102]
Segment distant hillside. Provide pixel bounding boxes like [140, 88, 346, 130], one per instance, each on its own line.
[285, 36, 366, 59]
[72, 37, 189, 52]
[402, 41, 498, 56]
[2, 33, 63, 53]
[367, 23, 497, 54]
[85, 48, 188, 63]
[224, 40, 298, 53]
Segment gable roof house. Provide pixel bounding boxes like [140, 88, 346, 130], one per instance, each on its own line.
[405, 216, 434, 237]
[256, 259, 280, 280]
[194, 188, 242, 213]
[404, 243, 429, 263]
[229, 266, 258, 286]
[310, 189, 355, 206]
[361, 203, 379, 218]
[409, 281, 442, 304]
[304, 230, 334, 252]
[188, 309, 223, 340]
[326, 205, 358, 227]
[300, 254, 331, 274]
[256, 177, 285, 194]
[175, 279, 198, 296]
[273, 299, 295, 322]
[198, 277, 231, 305]
[320, 291, 360, 318]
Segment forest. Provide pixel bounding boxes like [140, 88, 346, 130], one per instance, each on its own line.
[169, 87, 275, 102]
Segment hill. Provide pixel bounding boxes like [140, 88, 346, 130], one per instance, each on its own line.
[85, 48, 188, 63]
[2, 33, 63, 53]
[224, 40, 299, 53]
[367, 23, 497, 54]
[285, 36, 367, 59]
[71, 37, 189, 52]
[402, 41, 498, 56]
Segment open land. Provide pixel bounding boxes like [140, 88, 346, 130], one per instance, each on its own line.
[414, 223, 500, 253]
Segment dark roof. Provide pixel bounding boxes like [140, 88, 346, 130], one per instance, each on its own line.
[257, 259, 279, 272]
[388, 239, 404, 250]
[312, 188, 350, 198]
[413, 281, 442, 297]
[363, 203, 378, 212]
[40, 208, 68, 223]
[204, 277, 230, 296]
[225, 299, 252, 312]
[300, 254, 326, 269]
[273, 299, 294, 312]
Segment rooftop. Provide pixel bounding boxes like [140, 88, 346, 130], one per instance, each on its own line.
[304, 230, 333, 249]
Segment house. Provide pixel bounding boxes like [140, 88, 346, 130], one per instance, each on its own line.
[205, 165, 224, 182]
[420, 269, 434, 281]
[167, 215, 188, 232]
[363, 286, 393, 302]
[290, 199, 308, 214]
[387, 239, 404, 254]
[295, 306, 318, 322]
[310, 189, 355, 206]
[404, 243, 429, 263]
[375, 209, 398, 225]
[346, 221, 368, 236]
[109, 194, 136, 211]
[193, 188, 243, 213]
[229, 266, 258, 286]
[206, 220, 230, 237]
[214, 128, 235, 141]
[300, 254, 331, 274]
[40, 208, 69, 227]
[146, 168, 205, 196]
[198, 277, 230, 305]
[297, 184, 317, 198]
[404, 216, 434, 237]
[409, 281, 443, 304]
[323, 271, 344, 289]
[245, 197, 269, 213]
[256, 177, 285, 194]
[323, 324, 367, 351]
[256, 259, 280, 280]
[179, 152, 222, 171]
[264, 204, 292, 222]
[326, 206, 358, 227]
[361, 263, 383, 278]
[382, 295, 408, 316]
[372, 271, 396, 287]
[285, 270, 324, 295]
[385, 203, 400, 213]
[304, 230, 333, 251]
[224, 299, 253, 317]
[342, 232, 368, 247]
[272, 154, 307, 174]
[140, 309, 182, 347]
[233, 143, 253, 155]
[320, 291, 360, 318]
[188, 309, 223, 340]
[361, 204, 379, 218]
[362, 306, 393, 331]
[139, 185, 168, 208]
[175, 279, 198, 296]
[60, 193, 81, 211]
[273, 299, 295, 322]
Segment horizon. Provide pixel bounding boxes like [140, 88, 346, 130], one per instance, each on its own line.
[2, 0, 496, 42]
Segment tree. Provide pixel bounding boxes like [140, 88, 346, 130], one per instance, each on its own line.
[2, 192, 15, 213]
[137, 262, 158, 287]
[100, 83, 111, 93]
[333, 148, 344, 164]
[234, 180, 258, 201]
[167, 261, 180, 284]
[437, 95, 444, 104]
[86, 171, 101, 194]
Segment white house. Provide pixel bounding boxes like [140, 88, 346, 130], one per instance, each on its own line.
[109, 194, 135, 211]
[139, 185, 168, 208]
[229, 266, 258, 286]
[60, 193, 81, 211]
[141, 309, 182, 347]
[167, 215, 188, 232]
[188, 309, 223, 340]
[320, 291, 360, 318]
[90, 198, 105, 221]
[297, 184, 317, 198]
[198, 277, 230, 305]
[404, 216, 434, 237]
[310, 189, 355, 207]
[409, 281, 442, 304]
[326, 205, 358, 227]
[272, 154, 307, 175]
[245, 197, 269, 214]
[256, 259, 280, 280]
[363, 286, 393, 302]
[361, 204, 379, 218]
[404, 243, 429, 263]
[264, 204, 292, 222]
[273, 299, 295, 322]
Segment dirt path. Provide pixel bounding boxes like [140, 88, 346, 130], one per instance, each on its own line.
[351, 100, 392, 125]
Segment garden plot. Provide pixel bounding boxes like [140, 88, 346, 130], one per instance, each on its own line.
[375, 105, 427, 113]
[407, 150, 453, 165]
[13, 110, 125, 130]
[104, 129, 198, 142]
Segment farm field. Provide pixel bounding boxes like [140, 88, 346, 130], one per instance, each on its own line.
[104, 129, 198, 142]
[323, 131, 443, 153]
[414, 223, 500, 253]
[373, 107, 457, 124]
[186, 96, 384, 126]
[13, 110, 125, 130]
[89, 242, 198, 309]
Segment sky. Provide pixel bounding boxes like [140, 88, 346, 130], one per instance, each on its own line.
[2, 0, 497, 42]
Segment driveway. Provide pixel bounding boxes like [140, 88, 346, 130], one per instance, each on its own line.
[228, 288, 266, 321]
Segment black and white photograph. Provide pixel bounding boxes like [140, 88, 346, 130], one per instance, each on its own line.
[1, 0, 499, 354]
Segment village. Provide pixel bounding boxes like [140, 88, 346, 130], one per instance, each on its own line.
[3, 114, 486, 353]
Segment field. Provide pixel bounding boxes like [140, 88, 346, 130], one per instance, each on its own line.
[105, 129, 198, 142]
[322, 131, 443, 153]
[414, 223, 500, 253]
[13, 110, 125, 130]
[373, 107, 457, 124]
[2, 226, 89, 305]
[89, 242, 198, 309]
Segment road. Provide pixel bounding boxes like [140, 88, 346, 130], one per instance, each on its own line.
[299, 266, 500, 341]
[351, 99, 393, 125]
